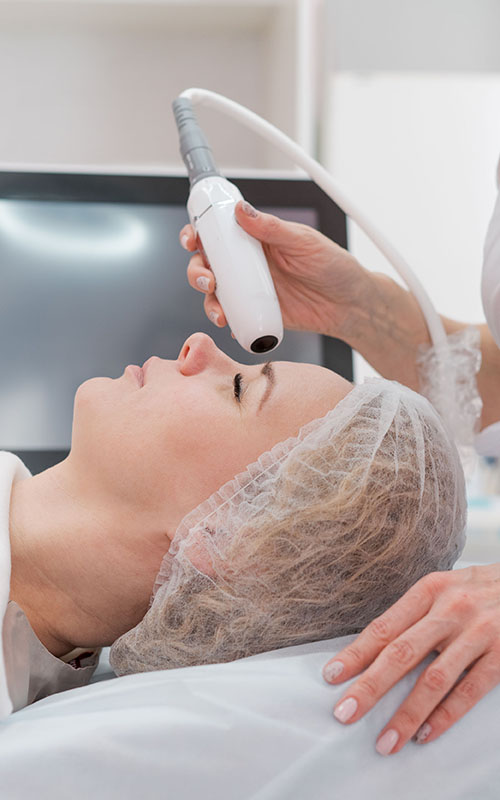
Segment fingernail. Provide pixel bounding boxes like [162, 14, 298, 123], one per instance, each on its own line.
[180, 234, 189, 250]
[208, 311, 219, 326]
[333, 697, 357, 723]
[241, 201, 258, 218]
[196, 276, 210, 292]
[322, 660, 344, 682]
[376, 729, 399, 756]
[415, 723, 432, 744]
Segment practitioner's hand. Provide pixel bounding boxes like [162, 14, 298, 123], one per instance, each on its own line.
[179, 200, 371, 340]
[322, 564, 500, 755]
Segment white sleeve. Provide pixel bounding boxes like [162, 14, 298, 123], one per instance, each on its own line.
[475, 157, 500, 456]
[481, 157, 500, 342]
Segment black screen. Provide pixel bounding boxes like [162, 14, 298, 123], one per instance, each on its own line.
[0, 172, 351, 472]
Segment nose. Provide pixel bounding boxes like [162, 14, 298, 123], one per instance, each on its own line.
[178, 332, 232, 376]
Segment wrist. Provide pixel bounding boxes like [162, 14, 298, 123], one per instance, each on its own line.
[340, 272, 432, 389]
[321, 259, 379, 343]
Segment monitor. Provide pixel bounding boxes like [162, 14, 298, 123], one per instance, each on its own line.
[0, 170, 351, 474]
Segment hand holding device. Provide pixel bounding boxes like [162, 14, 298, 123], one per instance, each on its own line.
[173, 98, 283, 354]
[180, 200, 370, 343]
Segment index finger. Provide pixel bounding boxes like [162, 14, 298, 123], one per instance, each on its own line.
[323, 572, 439, 684]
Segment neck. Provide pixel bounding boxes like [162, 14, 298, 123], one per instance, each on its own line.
[9, 458, 170, 658]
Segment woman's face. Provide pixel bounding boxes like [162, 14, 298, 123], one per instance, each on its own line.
[70, 333, 352, 537]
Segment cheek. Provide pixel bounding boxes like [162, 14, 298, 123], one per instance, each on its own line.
[71, 380, 185, 509]
[159, 393, 254, 506]
[72, 379, 135, 477]
[72, 378, 161, 472]
[172, 417, 274, 506]
[71, 379, 286, 517]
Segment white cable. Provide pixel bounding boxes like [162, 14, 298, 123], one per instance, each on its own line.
[180, 87, 447, 350]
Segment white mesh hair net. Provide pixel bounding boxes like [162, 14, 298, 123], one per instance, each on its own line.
[110, 378, 466, 677]
[417, 326, 483, 472]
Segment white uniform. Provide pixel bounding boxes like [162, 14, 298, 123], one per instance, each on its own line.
[0, 451, 99, 720]
[475, 158, 500, 456]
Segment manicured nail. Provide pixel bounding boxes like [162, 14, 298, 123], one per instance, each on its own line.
[376, 729, 399, 756]
[180, 234, 189, 250]
[241, 201, 258, 218]
[208, 311, 219, 326]
[196, 276, 210, 292]
[323, 660, 344, 682]
[415, 723, 432, 744]
[333, 697, 357, 723]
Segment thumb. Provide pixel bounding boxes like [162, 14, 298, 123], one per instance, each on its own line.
[235, 200, 298, 246]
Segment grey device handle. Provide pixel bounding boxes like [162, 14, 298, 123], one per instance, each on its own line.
[172, 98, 220, 187]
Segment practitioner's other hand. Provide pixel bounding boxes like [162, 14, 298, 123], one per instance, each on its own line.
[322, 563, 500, 755]
[179, 200, 371, 341]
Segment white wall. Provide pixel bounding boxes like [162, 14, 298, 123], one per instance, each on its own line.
[0, 1, 298, 170]
[322, 1, 500, 380]
[325, 0, 500, 73]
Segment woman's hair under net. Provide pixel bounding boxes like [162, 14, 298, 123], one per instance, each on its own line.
[110, 379, 466, 676]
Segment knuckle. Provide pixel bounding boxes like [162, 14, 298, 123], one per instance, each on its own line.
[203, 296, 214, 314]
[367, 615, 392, 645]
[341, 644, 366, 670]
[299, 225, 319, 247]
[431, 703, 454, 728]
[446, 592, 475, 617]
[455, 678, 480, 702]
[422, 666, 448, 693]
[189, 253, 204, 270]
[265, 215, 282, 236]
[387, 638, 415, 666]
[420, 571, 448, 597]
[394, 707, 420, 732]
[357, 675, 380, 700]
[474, 617, 498, 642]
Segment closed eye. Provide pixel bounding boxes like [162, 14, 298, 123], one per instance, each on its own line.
[232, 362, 274, 409]
[233, 372, 243, 402]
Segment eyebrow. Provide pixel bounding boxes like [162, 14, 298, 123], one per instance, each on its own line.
[257, 362, 275, 413]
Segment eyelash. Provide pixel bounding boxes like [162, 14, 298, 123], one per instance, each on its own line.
[233, 372, 243, 402]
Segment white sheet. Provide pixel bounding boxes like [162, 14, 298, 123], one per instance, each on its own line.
[0, 632, 498, 799]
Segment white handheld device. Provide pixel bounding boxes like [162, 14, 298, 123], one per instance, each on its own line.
[173, 98, 283, 354]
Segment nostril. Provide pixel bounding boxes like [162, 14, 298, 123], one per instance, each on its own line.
[178, 332, 213, 375]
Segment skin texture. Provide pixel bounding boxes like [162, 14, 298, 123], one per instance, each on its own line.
[180, 200, 500, 754]
[8, 332, 352, 658]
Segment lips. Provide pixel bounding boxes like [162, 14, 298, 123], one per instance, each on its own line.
[125, 364, 144, 387]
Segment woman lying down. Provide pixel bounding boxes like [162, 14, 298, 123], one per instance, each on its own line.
[0, 332, 466, 715]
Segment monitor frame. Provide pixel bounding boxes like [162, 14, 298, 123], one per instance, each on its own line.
[0, 170, 352, 474]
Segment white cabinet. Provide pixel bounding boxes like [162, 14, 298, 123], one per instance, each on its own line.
[0, 0, 323, 170]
